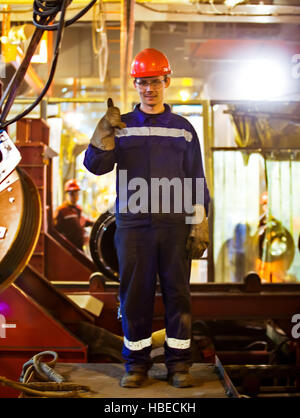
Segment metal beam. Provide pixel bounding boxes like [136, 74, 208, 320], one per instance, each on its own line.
[1, 3, 300, 24]
[134, 3, 300, 24]
[120, 0, 135, 113]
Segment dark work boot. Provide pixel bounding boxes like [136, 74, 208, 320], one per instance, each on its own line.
[168, 371, 194, 388]
[120, 371, 147, 388]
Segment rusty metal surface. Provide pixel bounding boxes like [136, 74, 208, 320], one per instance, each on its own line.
[16, 118, 50, 145]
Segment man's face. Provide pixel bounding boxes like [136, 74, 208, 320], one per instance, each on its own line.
[134, 76, 170, 108]
[66, 190, 79, 205]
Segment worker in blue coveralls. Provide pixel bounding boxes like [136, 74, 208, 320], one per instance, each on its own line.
[84, 48, 210, 388]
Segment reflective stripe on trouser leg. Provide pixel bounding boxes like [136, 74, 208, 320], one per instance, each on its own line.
[158, 225, 192, 373]
[124, 336, 152, 351]
[114, 226, 158, 373]
[165, 336, 191, 350]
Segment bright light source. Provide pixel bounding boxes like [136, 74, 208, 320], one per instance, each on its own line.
[233, 59, 288, 100]
[224, 0, 244, 7]
[64, 112, 84, 129]
[179, 90, 191, 102]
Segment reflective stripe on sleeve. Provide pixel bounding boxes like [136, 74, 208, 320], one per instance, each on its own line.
[165, 335, 191, 349]
[116, 127, 193, 142]
[63, 214, 78, 220]
[124, 336, 152, 351]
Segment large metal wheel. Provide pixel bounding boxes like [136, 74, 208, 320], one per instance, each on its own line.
[89, 211, 119, 281]
[0, 167, 41, 293]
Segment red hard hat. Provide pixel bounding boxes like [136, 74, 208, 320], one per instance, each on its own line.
[130, 48, 172, 78]
[65, 179, 80, 192]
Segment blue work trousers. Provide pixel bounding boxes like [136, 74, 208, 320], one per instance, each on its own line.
[114, 224, 192, 374]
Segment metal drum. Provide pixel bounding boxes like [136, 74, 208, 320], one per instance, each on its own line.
[0, 167, 41, 293]
[258, 217, 295, 270]
[89, 211, 119, 281]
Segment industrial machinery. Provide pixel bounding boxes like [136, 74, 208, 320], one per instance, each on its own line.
[89, 210, 119, 281]
[2, 105, 300, 397]
[0, 0, 300, 399]
[85, 100, 300, 397]
[0, 131, 40, 292]
[0, 0, 101, 398]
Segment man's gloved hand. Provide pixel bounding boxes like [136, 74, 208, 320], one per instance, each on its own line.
[90, 98, 126, 151]
[186, 205, 209, 259]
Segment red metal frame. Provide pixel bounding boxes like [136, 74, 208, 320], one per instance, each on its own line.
[15, 140, 49, 275]
[0, 120, 99, 398]
[44, 231, 97, 283]
[0, 283, 88, 397]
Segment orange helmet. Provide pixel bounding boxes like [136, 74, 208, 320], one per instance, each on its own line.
[64, 179, 80, 192]
[130, 48, 172, 78]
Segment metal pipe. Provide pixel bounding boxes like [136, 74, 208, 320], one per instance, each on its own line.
[120, 0, 135, 113]
[126, 0, 135, 86]
[9, 97, 106, 104]
[120, 0, 127, 113]
[0, 27, 44, 124]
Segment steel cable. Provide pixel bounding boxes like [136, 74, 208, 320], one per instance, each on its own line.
[0, 0, 97, 129]
[33, 0, 97, 31]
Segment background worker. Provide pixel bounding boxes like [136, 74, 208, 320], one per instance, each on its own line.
[53, 179, 94, 251]
[84, 48, 210, 388]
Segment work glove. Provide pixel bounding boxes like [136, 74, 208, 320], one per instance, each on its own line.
[186, 205, 209, 259]
[90, 98, 126, 151]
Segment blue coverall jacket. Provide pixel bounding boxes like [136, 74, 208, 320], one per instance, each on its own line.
[84, 104, 210, 225]
[84, 103, 210, 374]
